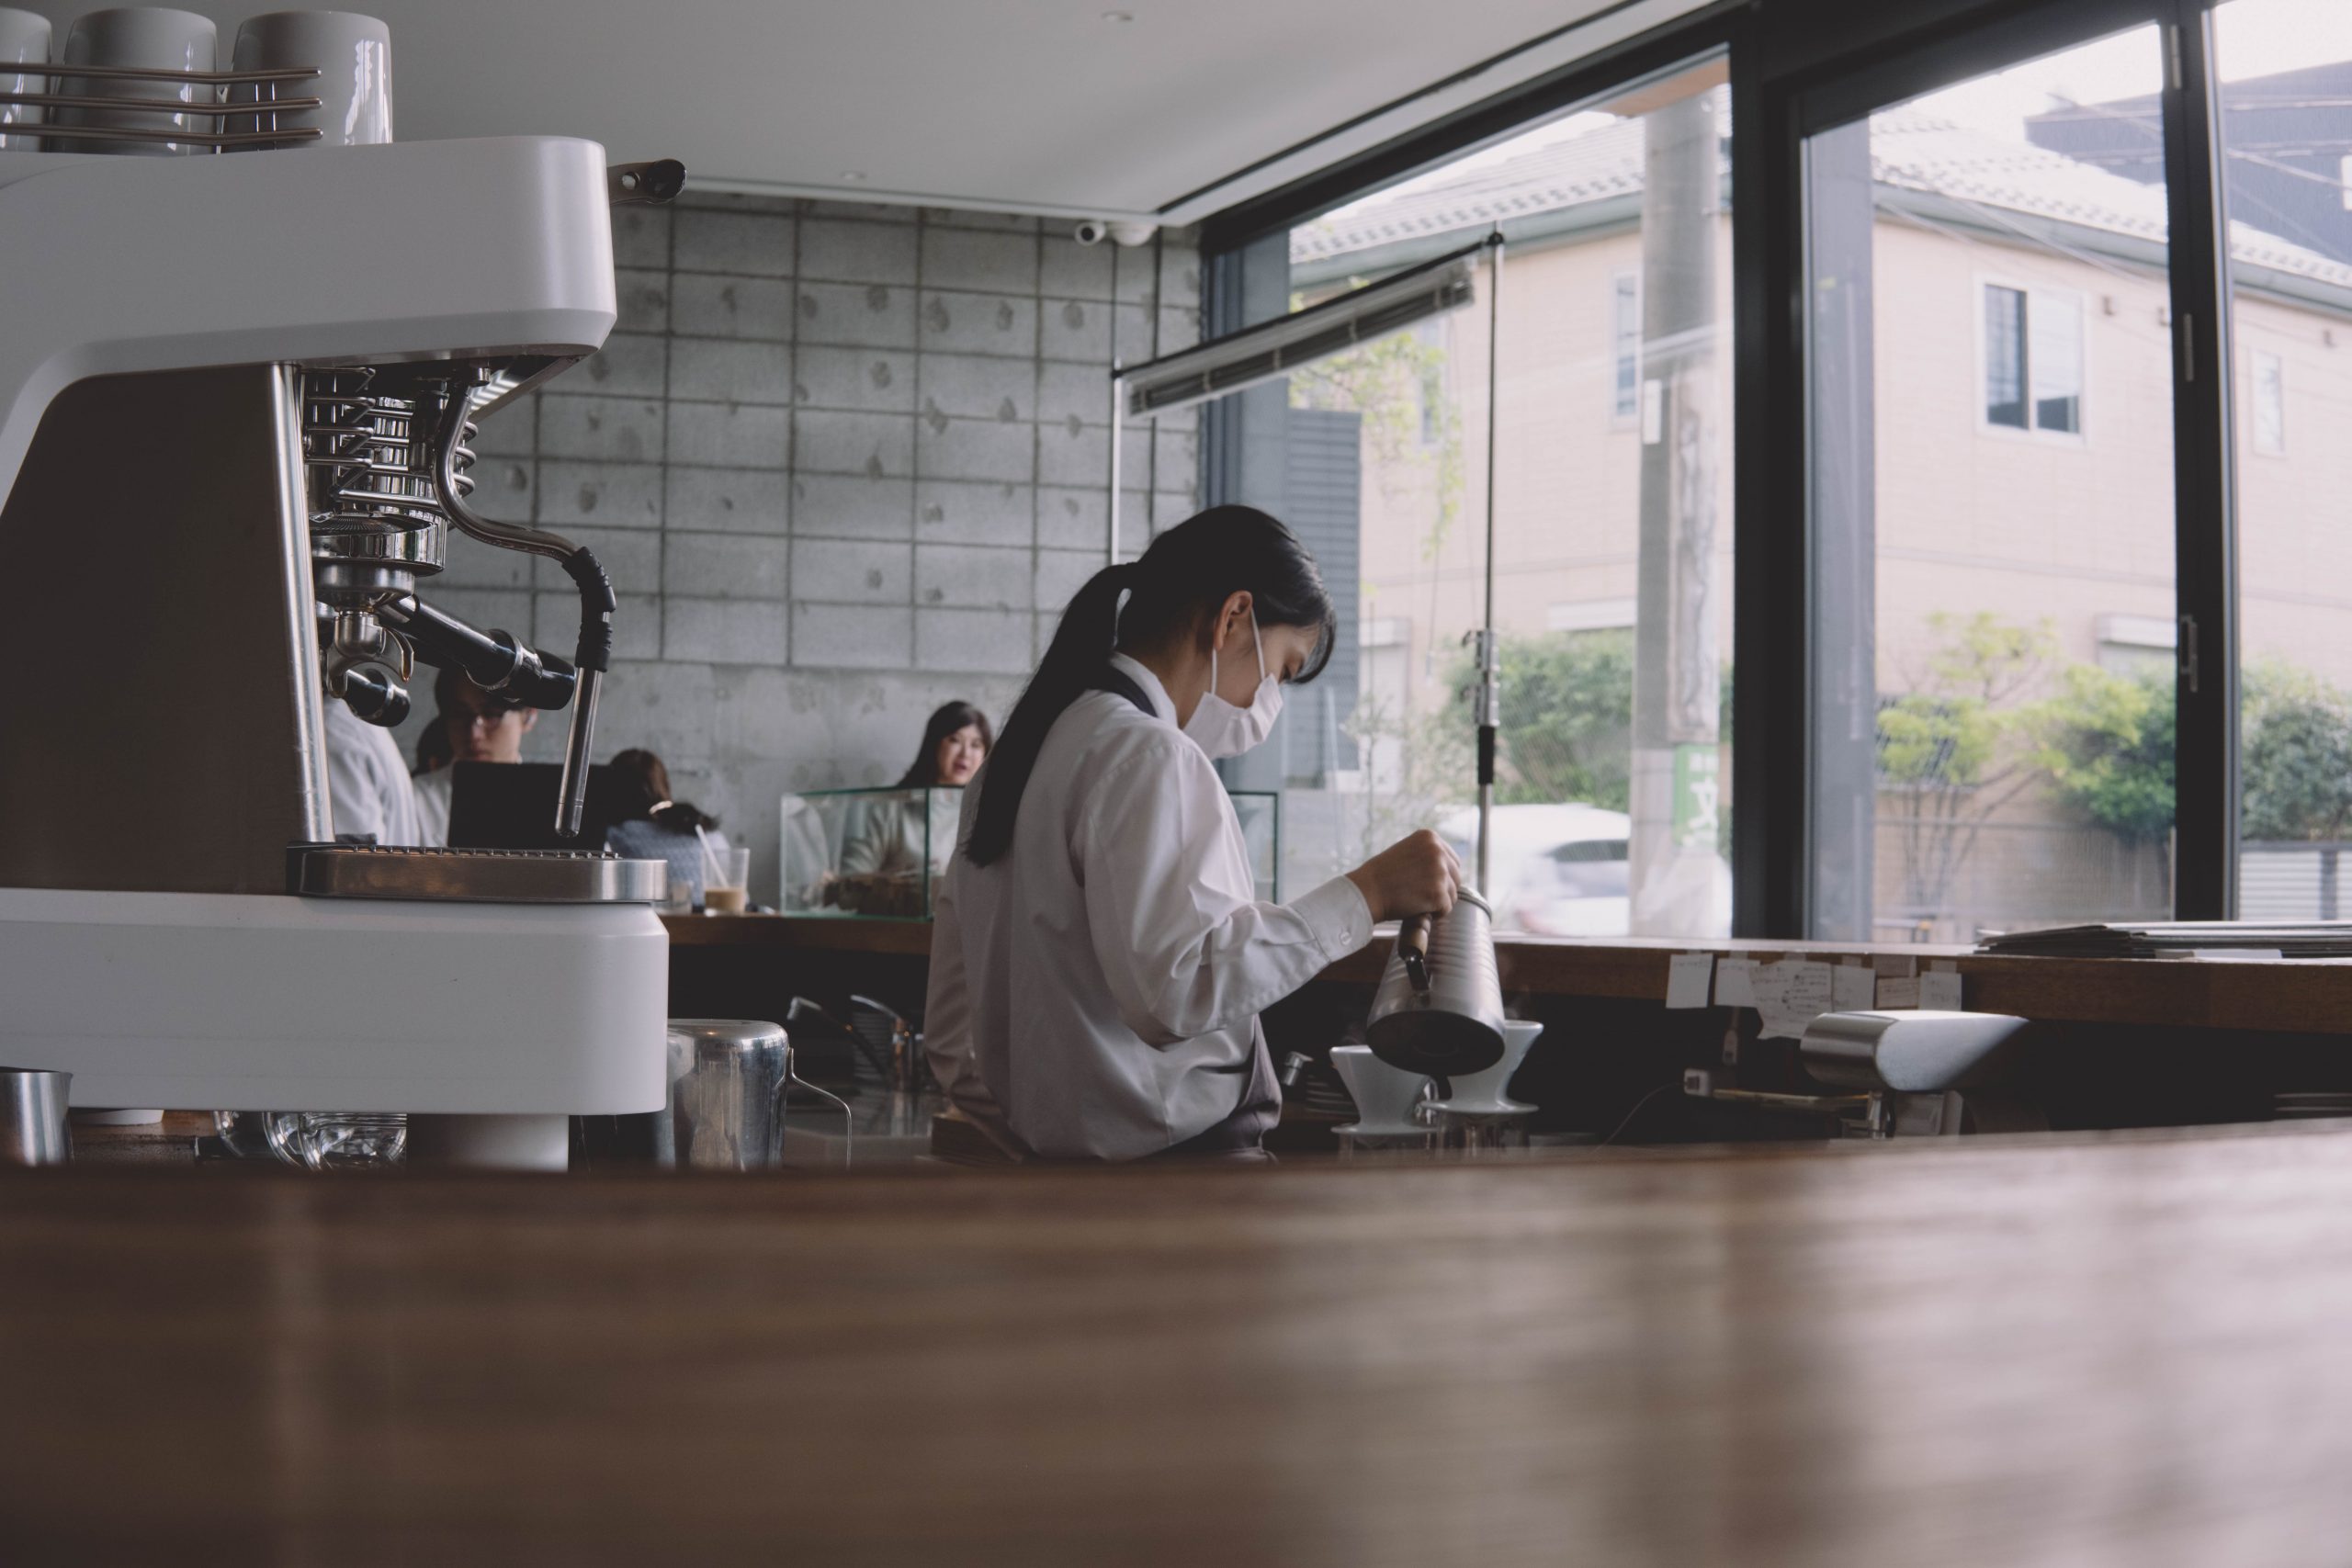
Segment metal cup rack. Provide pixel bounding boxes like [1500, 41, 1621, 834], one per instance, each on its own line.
[0, 60, 322, 151]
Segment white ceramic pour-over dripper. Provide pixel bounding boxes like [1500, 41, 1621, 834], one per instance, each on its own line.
[1435, 1019, 1542, 1115]
[1330, 1045, 1431, 1135]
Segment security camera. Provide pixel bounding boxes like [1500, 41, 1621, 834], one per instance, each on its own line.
[1073, 219, 1109, 246]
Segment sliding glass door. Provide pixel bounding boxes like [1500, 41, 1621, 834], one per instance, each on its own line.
[2209, 0, 2352, 917]
[1199, 50, 1737, 938]
[1804, 25, 2182, 942]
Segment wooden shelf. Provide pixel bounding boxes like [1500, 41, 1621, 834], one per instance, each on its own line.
[664, 917, 2352, 1035]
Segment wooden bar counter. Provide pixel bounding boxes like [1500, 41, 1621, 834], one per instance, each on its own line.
[667, 913, 2352, 1035]
[7, 1127, 2352, 1562]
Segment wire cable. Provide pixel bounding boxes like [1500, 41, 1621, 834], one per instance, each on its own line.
[1596, 1080, 1681, 1147]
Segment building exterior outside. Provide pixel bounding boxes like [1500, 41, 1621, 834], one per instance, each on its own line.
[1262, 70, 2352, 940]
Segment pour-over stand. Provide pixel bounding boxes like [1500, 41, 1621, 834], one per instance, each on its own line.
[1329, 1044, 1440, 1158]
[1427, 1019, 1543, 1156]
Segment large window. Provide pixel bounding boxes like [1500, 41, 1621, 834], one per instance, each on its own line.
[1204, 51, 1734, 938]
[1200, 0, 2348, 939]
[1806, 26, 2177, 942]
[2215, 0, 2352, 917]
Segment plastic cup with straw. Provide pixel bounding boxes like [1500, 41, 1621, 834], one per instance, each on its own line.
[695, 825, 746, 914]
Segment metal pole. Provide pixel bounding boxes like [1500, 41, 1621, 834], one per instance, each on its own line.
[1476, 231, 1504, 896]
[1108, 364, 1125, 565]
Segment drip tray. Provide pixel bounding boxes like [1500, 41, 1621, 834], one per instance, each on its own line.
[288, 842, 667, 903]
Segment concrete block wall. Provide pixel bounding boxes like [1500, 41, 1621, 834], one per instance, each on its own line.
[397, 194, 1203, 901]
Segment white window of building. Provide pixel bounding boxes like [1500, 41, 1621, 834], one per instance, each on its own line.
[2340, 152, 2352, 212]
[2096, 613, 2177, 675]
[2253, 348, 2286, 456]
[1611, 273, 1640, 423]
[1547, 597, 1639, 633]
[1414, 320, 1444, 446]
[1983, 282, 2085, 436]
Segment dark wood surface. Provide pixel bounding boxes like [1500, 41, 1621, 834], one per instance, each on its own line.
[666, 914, 2352, 1034]
[9, 1125, 2352, 1563]
[665, 909, 934, 954]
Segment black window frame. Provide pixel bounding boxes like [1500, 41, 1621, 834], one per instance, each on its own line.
[1778, 0, 2237, 932]
[1194, 0, 2247, 938]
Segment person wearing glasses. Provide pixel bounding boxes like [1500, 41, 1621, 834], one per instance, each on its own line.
[411, 664, 539, 848]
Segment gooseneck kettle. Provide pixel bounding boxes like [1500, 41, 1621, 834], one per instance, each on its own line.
[1365, 888, 1506, 1086]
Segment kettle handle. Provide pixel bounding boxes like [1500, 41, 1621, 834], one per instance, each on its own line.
[1396, 913, 1433, 995]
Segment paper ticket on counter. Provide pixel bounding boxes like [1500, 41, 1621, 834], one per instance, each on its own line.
[1713, 958, 1758, 1009]
[1751, 960, 1835, 1040]
[1917, 968, 1964, 1010]
[1666, 953, 1716, 1010]
[1833, 964, 1876, 1011]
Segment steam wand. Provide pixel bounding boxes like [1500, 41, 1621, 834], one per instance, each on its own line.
[432, 388, 612, 838]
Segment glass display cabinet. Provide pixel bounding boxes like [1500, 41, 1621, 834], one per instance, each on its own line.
[780, 787, 963, 919]
[780, 786, 1282, 919]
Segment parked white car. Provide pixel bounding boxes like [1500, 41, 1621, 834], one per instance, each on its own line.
[1439, 803, 1632, 937]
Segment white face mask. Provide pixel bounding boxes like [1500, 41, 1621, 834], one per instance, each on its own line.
[1182, 615, 1284, 761]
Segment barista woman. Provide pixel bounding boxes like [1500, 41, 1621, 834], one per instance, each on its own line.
[838, 701, 995, 877]
[924, 505, 1458, 1162]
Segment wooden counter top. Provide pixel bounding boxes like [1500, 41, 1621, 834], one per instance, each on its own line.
[667, 915, 2352, 1034]
[8, 1125, 2352, 1562]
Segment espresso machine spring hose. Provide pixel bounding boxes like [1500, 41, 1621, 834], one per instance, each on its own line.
[432, 387, 613, 839]
[554, 546, 616, 840]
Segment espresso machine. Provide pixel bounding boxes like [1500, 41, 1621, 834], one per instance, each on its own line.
[0, 14, 682, 1168]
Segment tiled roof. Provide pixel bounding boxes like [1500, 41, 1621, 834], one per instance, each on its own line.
[1292, 96, 2352, 293]
[1289, 114, 1645, 265]
[1872, 107, 2352, 289]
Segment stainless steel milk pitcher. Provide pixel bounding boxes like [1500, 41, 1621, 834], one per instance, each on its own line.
[1365, 888, 1507, 1080]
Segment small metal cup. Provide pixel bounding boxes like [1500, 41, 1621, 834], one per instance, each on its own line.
[667, 1020, 793, 1171]
[0, 1067, 72, 1166]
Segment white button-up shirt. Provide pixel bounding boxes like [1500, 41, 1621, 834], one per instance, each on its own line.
[322, 699, 423, 847]
[924, 653, 1374, 1161]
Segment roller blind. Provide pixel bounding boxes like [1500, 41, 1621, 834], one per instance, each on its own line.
[1118, 237, 1487, 420]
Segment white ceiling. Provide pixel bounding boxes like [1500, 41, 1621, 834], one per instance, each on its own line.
[24, 0, 1710, 223]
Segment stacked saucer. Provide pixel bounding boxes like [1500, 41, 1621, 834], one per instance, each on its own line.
[2275, 1091, 2352, 1122]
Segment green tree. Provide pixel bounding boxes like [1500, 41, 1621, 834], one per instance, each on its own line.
[2031, 664, 2177, 856]
[1434, 628, 1735, 820]
[1489, 630, 1637, 810]
[1287, 328, 1466, 562]
[2241, 658, 2352, 841]
[1340, 687, 1474, 863]
[1877, 613, 2055, 917]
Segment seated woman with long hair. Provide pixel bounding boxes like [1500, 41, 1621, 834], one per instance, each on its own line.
[604, 748, 733, 907]
[838, 701, 995, 877]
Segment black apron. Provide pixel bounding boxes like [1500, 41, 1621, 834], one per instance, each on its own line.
[1091, 669, 1282, 1160]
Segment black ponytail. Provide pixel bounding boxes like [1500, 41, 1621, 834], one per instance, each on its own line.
[966, 504, 1335, 867]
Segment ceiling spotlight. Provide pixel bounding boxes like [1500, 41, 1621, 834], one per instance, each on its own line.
[839, 171, 868, 182]
[1102, 10, 1135, 21]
